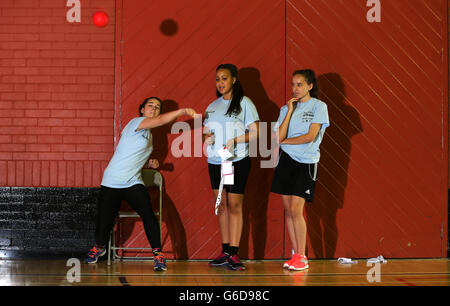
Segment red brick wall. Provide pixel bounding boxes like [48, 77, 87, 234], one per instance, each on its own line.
[0, 0, 115, 187]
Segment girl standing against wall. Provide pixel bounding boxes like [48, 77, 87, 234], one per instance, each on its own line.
[271, 69, 329, 271]
[204, 64, 259, 271]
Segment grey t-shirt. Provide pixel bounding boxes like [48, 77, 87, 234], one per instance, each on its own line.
[101, 117, 153, 188]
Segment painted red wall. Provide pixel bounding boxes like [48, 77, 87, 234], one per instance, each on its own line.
[117, 0, 448, 259]
[285, 0, 448, 258]
[0, 0, 448, 260]
[0, 0, 115, 187]
[115, 0, 286, 260]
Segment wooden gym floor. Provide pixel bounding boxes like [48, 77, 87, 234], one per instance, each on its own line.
[0, 258, 449, 286]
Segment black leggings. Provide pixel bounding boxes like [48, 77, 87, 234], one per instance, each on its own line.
[95, 184, 161, 249]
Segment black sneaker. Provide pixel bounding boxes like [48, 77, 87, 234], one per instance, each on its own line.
[227, 254, 245, 271]
[209, 252, 230, 267]
[84, 245, 106, 264]
[153, 253, 167, 271]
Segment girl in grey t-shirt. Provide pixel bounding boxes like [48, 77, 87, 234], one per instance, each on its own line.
[204, 64, 259, 271]
[84, 97, 196, 271]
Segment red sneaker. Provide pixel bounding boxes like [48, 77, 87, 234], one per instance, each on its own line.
[283, 253, 300, 269]
[288, 254, 309, 271]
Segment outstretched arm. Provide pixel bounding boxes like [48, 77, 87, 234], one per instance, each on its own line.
[137, 108, 197, 130]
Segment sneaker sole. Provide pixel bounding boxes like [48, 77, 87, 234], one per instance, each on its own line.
[288, 264, 309, 271]
[209, 262, 229, 267]
[227, 263, 246, 271]
[154, 267, 167, 271]
[228, 266, 245, 271]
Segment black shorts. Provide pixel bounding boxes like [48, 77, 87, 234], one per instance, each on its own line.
[270, 150, 318, 202]
[208, 156, 251, 194]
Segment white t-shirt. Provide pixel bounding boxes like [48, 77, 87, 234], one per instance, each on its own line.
[203, 96, 259, 165]
[274, 97, 329, 164]
[101, 117, 153, 188]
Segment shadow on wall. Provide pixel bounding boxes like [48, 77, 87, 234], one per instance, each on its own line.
[305, 73, 362, 258]
[116, 73, 363, 260]
[119, 99, 188, 259]
[238, 67, 280, 259]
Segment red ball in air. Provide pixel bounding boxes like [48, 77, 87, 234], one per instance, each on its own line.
[93, 11, 108, 27]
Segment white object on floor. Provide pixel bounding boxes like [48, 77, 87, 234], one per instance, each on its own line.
[367, 255, 387, 264]
[337, 257, 358, 264]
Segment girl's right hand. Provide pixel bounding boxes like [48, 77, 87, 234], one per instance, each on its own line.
[203, 127, 215, 145]
[287, 97, 298, 112]
[183, 108, 197, 118]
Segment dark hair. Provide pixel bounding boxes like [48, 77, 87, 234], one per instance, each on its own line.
[292, 69, 319, 98]
[216, 64, 244, 117]
[138, 96, 162, 116]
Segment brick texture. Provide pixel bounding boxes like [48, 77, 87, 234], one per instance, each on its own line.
[0, 186, 98, 258]
[0, 0, 115, 187]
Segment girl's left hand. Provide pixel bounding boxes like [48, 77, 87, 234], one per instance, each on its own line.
[148, 159, 159, 169]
